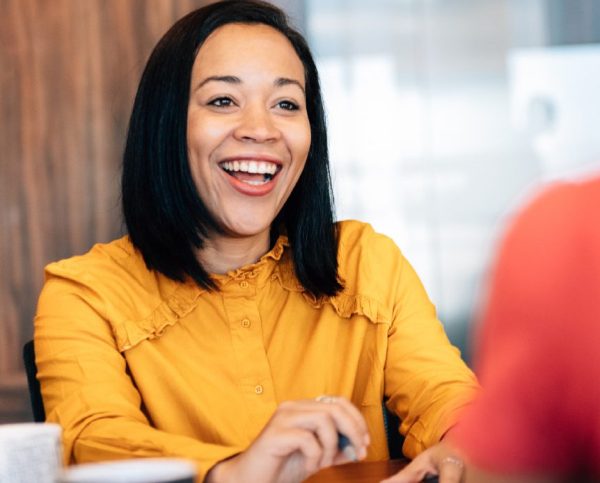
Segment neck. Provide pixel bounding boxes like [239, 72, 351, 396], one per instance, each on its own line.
[198, 231, 271, 275]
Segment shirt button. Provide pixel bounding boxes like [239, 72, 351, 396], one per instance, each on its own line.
[271, 273, 278, 281]
[254, 385, 263, 395]
[241, 318, 251, 328]
[240, 281, 249, 289]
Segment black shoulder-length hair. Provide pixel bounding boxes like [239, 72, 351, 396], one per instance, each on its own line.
[122, 0, 343, 297]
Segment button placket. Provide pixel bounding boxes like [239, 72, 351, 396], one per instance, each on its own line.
[222, 287, 276, 431]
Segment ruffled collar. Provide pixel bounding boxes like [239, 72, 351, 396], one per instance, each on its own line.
[110, 228, 390, 352]
[210, 234, 289, 285]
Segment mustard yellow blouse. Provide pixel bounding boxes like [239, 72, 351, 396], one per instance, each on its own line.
[34, 220, 478, 480]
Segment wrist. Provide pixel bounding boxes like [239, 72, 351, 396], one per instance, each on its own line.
[205, 454, 239, 483]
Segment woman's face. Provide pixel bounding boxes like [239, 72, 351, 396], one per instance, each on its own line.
[187, 23, 310, 240]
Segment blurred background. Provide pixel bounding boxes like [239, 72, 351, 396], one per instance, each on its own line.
[1, 0, 600, 422]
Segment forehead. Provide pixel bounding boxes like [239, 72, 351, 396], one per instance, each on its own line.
[192, 23, 305, 85]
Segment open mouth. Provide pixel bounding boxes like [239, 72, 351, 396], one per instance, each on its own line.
[219, 160, 281, 186]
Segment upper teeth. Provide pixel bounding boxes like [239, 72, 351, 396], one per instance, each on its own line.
[221, 160, 278, 175]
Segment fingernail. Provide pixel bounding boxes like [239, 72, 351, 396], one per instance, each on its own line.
[360, 446, 367, 460]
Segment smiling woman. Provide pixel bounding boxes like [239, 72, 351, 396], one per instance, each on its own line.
[120, 0, 339, 298]
[33, 1, 479, 482]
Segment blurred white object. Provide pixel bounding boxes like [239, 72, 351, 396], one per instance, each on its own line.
[509, 45, 600, 179]
[58, 458, 197, 483]
[0, 422, 62, 483]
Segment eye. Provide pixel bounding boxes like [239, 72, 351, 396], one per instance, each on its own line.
[208, 96, 235, 108]
[277, 100, 299, 111]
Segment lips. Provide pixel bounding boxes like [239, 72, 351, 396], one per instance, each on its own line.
[218, 157, 282, 196]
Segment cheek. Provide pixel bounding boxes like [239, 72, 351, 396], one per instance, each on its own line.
[289, 120, 312, 161]
[187, 114, 229, 158]
[186, 118, 211, 189]
[291, 124, 311, 184]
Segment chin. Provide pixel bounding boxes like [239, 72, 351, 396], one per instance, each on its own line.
[222, 220, 272, 239]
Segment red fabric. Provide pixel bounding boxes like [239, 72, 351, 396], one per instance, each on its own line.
[451, 176, 600, 475]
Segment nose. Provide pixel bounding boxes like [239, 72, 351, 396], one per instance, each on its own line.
[233, 103, 281, 143]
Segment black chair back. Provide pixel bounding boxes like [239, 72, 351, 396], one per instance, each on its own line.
[383, 403, 404, 459]
[23, 340, 46, 422]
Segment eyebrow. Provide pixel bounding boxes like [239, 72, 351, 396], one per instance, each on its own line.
[274, 77, 305, 93]
[195, 75, 305, 94]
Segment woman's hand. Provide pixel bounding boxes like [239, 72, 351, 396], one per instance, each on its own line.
[206, 396, 370, 483]
[381, 441, 465, 483]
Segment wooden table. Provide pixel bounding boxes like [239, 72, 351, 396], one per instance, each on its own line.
[305, 459, 408, 482]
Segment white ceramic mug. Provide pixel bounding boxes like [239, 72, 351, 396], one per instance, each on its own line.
[0, 422, 63, 483]
[58, 458, 197, 483]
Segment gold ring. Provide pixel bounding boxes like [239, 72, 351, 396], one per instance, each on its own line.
[315, 395, 336, 404]
[441, 456, 464, 468]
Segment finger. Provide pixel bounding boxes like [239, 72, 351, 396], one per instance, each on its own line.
[284, 409, 339, 468]
[286, 408, 352, 467]
[313, 396, 369, 442]
[330, 396, 370, 439]
[274, 399, 369, 462]
[264, 427, 323, 474]
[380, 455, 436, 483]
[380, 471, 430, 483]
[332, 448, 360, 466]
[245, 425, 323, 483]
[438, 455, 464, 483]
[283, 399, 367, 459]
[290, 429, 324, 474]
[309, 413, 339, 468]
[380, 468, 431, 483]
[307, 398, 369, 457]
[270, 404, 338, 459]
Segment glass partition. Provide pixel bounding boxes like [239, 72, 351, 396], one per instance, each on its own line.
[306, 0, 600, 358]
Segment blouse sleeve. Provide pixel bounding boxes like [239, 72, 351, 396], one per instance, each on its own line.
[34, 276, 242, 481]
[375, 235, 479, 458]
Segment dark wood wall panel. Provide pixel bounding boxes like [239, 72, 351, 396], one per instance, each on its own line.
[0, 0, 207, 422]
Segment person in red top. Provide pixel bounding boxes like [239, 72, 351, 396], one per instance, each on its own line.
[450, 175, 600, 481]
